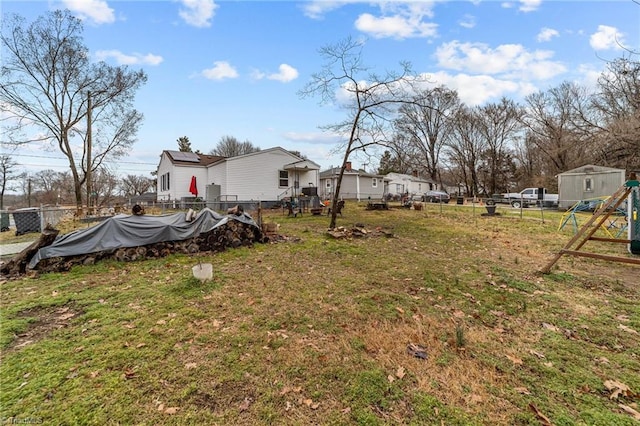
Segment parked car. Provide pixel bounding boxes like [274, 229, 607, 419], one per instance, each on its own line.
[423, 190, 450, 203]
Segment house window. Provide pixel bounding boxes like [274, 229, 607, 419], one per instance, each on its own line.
[279, 170, 289, 187]
[396, 184, 402, 193]
[418, 183, 422, 192]
[372, 178, 378, 188]
[584, 177, 593, 192]
[161, 172, 170, 191]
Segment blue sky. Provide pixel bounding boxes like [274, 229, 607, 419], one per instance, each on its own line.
[3, 0, 639, 179]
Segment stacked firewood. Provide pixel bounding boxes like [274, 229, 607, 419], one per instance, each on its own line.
[6, 220, 266, 276]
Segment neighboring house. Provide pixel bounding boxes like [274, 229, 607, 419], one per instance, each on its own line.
[156, 147, 321, 202]
[319, 162, 389, 201]
[385, 172, 438, 198]
[557, 164, 626, 210]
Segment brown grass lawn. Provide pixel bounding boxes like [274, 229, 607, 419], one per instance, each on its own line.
[1, 202, 638, 425]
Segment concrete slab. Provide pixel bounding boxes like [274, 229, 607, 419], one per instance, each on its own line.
[0, 241, 35, 258]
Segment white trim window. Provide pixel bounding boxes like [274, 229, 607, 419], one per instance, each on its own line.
[160, 172, 170, 191]
[584, 177, 593, 192]
[279, 170, 289, 187]
[372, 178, 378, 188]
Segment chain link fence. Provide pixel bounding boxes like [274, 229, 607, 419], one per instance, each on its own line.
[1, 200, 267, 237]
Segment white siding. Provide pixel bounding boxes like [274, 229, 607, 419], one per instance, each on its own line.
[156, 152, 172, 201]
[224, 150, 295, 200]
[203, 148, 319, 201]
[385, 172, 436, 195]
[207, 161, 227, 197]
[158, 147, 320, 202]
[156, 152, 208, 201]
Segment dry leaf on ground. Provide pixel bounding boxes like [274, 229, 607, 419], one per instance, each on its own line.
[239, 397, 252, 412]
[529, 403, 553, 426]
[506, 354, 523, 365]
[604, 380, 634, 400]
[618, 324, 638, 335]
[618, 404, 640, 420]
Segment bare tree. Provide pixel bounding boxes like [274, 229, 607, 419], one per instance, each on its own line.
[589, 57, 640, 170]
[299, 36, 428, 228]
[209, 136, 260, 157]
[520, 82, 593, 180]
[31, 169, 71, 205]
[1, 10, 147, 210]
[393, 86, 460, 182]
[0, 154, 24, 209]
[475, 98, 522, 194]
[445, 106, 486, 197]
[121, 174, 154, 197]
[91, 166, 119, 208]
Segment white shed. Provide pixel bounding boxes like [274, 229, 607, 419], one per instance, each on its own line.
[557, 164, 626, 210]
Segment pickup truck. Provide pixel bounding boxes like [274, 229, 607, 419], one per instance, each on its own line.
[492, 188, 559, 209]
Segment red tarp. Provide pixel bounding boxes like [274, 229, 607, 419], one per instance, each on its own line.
[189, 176, 198, 197]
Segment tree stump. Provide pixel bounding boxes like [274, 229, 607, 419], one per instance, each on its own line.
[1, 224, 59, 277]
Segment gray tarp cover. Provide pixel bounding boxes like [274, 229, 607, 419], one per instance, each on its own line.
[28, 208, 259, 269]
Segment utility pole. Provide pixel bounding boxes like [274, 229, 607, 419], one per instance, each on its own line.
[27, 176, 32, 207]
[86, 90, 93, 215]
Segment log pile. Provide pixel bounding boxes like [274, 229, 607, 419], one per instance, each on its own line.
[3, 219, 266, 277]
[326, 225, 394, 239]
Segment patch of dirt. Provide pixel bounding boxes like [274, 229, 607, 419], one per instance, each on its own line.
[5, 303, 83, 352]
[188, 381, 256, 415]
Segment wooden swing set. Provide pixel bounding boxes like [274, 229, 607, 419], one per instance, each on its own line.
[541, 175, 640, 274]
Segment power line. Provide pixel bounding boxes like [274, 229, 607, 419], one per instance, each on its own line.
[0, 152, 157, 166]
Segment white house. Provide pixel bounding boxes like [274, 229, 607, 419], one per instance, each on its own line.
[157, 147, 321, 202]
[385, 172, 438, 198]
[319, 162, 389, 201]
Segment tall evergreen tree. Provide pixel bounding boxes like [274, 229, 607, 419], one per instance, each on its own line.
[177, 136, 192, 152]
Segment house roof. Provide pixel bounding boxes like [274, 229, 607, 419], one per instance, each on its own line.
[559, 164, 626, 175]
[284, 159, 321, 171]
[385, 172, 436, 184]
[218, 147, 306, 163]
[320, 167, 389, 180]
[164, 150, 226, 167]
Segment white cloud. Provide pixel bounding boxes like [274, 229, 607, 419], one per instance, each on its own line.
[95, 50, 163, 66]
[267, 64, 299, 83]
[435, 41, 566, 80]
[421, 71, 538, 106]
[179, 0, 217, 28]
[250, 69, 266, 80]
[301, 1, 350, 20]
[283, 131, 342, 145]
[251, 64, 299, 82]
[589, 25, 625, 51]
[62, 0, 115, 25]
[575, 64, 604, 89]
[537, 27, 559, 42]
[459, 14, 476, 29]
[355, 14, 437, 39]
[501, 0, 540, 12]
[202, 61, 238, 80]
[519, 0, 541, 12]
[355, 3, 438, 39]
